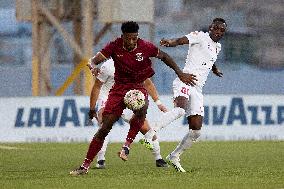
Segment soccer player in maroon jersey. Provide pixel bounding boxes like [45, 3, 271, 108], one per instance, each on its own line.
[70, 21, 197, 176]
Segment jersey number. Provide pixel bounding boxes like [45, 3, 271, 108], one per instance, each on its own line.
[181, 87, 189, 95]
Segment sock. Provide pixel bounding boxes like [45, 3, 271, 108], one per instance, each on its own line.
[152, 107, 185, 131]
[170, 129, 201, 158]
[144, 128, 156, 141]
[191, 129, 201, 142]
[152, 138, 162, 160]
[97, 135, 109, 161]
[81, 137, 104, 169]
[125, 116, 144, 147]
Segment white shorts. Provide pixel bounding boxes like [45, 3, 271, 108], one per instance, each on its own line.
[97, 97, 133, 122]
[172, 78, 204, 117]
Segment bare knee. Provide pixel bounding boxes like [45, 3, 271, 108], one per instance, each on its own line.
[188, 115, 203, 130]
[174, 96, 188, 111]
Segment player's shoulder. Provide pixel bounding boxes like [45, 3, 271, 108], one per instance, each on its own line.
[138, 38, 156, 47]
[187, 31, 206, 36]
[107, 37, 122, 46]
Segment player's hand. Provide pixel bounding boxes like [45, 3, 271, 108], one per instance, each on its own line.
[91, 67, 100, 77]
[160, 38, 171, 47]
[178, 73, 197, 86]
[88, 109, 98, 121]
[212, 67, 223, 77]
[157, 104, 168, 113]
[87, 58, 100, 76]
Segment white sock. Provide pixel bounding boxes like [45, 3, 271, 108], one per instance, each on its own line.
[97, 135, 109, 161]
[171, 129, 201, 158]
[152, 107, 185, 132]
[152, 138, 162, 160]
[144, 128, 156, 141]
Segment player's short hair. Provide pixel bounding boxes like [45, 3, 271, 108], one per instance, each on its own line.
[121, 21, 139, 33]
[212, 18, 227, 26]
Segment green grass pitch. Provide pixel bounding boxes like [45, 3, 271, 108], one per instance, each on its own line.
[0, 141, 283, 189]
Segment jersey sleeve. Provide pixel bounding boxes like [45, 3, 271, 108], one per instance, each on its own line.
[96, 62, 110, 83]
[146, 41, 159, 57]
[100, 41, 115, 59]
[185, 31, 202, 44]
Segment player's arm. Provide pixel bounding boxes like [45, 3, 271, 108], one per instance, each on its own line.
[212, 64, 223, 77]
[160, 36, 189, 47]
[87, 53, 107, 75]
[144, 78, 168, 112]
[156, 50, 197, 86]
[89, 77, 103, 120]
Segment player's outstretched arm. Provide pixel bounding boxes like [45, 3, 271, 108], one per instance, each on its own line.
[160, 36, 189, 47]
[156, 50, 197, 86]
[144, 78, 168, 112]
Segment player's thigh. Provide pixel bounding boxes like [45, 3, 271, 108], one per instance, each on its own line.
[101, 113, 120, 131]
[173, 77, 190, 110]
[103, 91, 125, 117]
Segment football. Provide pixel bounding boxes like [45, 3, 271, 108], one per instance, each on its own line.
[124, 89, 145, 111]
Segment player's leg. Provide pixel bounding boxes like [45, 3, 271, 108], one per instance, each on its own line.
[166, 95, 189, 172]
[122, 110, 155, 150]
[70, 113, 119, 175]
[118, 98, 149, 161]
[70, 89, 124, 175]
[150, 107, 185, 132]
[139, 120, 155, 150]
[95, 108, 109, 169]
[168, 115, 202, 159]
[167, 87, 203, 172]
[152, 77, 187, 132]
[139, 120, 168, 167]
[120, 108, 167, 166]
[143, 78, 187, 141]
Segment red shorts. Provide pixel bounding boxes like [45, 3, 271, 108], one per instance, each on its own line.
[103, 83, 149, 117]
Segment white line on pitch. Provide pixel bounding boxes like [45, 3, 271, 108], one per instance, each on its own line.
[0, 145, 22, 150]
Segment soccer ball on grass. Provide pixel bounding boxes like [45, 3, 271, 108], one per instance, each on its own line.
[124, 89, 145, 111]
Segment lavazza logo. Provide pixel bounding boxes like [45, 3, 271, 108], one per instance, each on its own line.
[135, 53, 143, 61]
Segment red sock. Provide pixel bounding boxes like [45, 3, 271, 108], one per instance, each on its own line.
[125, 117, 144, 147]
[81, 137, 104, 169]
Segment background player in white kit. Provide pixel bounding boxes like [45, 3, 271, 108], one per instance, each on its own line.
[88, 58, 185, 168]
[159, 18, 227, 172]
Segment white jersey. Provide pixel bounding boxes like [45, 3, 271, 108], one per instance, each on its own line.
[96, 59, 115, 100]
[183, 31, 221, 87]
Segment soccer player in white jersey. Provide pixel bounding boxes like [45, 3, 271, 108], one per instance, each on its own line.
[159, 18, 227, 172]
[88, 58, 184, 168]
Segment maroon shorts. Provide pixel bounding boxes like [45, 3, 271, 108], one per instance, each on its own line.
[103, 83, 149, 117]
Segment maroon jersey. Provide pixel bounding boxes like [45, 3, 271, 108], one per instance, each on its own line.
[100, 38, 158, 84]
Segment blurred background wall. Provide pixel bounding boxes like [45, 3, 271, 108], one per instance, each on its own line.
[0, 0, 283, 97]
